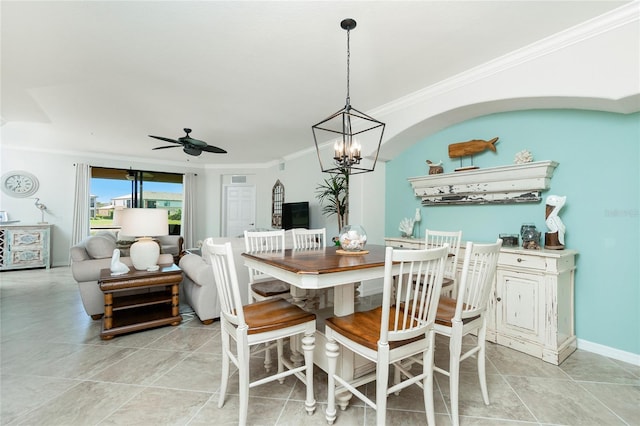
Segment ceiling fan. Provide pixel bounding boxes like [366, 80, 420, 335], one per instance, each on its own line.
[149, 128, 227, 157]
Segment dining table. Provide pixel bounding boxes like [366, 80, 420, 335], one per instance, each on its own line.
[242, 244, 401, 407]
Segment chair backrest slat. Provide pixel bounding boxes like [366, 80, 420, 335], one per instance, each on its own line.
[206, 239, 245, 327]
[455, 239, 503, 321]
[292, 228, 327, 250]
[425, 229, 462, 279]
[381, 245, 449, 343]
[243, 229, 287, 302]
[244, 229, 286, 253]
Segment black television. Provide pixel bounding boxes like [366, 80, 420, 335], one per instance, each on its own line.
[282, 201, 310, 230]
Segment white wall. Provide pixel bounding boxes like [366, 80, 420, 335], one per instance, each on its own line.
[0, 144, 387, 266]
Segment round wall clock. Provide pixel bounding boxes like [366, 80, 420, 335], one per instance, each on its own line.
[1, 170, 40, 198]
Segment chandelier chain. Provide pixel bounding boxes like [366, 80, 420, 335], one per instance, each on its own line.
[346, 27, 351, 106]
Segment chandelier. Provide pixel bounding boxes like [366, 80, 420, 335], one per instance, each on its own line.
[312, 18, 385, 175]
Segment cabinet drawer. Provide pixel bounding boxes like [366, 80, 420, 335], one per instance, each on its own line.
[499, 252, 546, 271]
[386, 240, 422, 249]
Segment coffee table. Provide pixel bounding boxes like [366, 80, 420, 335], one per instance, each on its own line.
[98, 264, 183, 340]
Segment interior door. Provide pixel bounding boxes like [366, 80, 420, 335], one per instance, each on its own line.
[223, 184, 256, 237]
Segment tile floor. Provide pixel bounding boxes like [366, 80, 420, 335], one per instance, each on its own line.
[1, 266, 639, 425]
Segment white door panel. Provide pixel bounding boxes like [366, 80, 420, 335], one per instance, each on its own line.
[223, 185, 256, 237]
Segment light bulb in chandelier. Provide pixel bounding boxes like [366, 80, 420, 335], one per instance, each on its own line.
[333, 138, 362, 166]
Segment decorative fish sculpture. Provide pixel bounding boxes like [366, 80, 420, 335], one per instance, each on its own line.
[448, 137, 499, 158]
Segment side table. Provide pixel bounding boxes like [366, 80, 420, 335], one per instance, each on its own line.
[98, 264, 183, 340]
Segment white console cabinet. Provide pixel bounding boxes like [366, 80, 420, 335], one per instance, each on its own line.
[385, 237, 577, 364]
[490, 248, 577, 365]
[0, 224, 51, 271]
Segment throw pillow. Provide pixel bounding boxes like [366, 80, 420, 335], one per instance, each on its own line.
[85, 235, 117, 259]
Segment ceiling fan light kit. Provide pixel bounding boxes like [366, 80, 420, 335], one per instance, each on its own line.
[149, 128, 227, 157]
[312, 18, 385, 175]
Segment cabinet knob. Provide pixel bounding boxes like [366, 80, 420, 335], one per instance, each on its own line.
[517, 258, 523, 263]
[496, 297, 502, 302]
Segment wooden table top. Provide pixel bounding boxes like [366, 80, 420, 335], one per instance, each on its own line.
[99, 263, 181, 284]
[241, 244, 389, 275]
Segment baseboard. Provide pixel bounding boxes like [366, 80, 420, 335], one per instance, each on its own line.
[577, 338, 640, 366]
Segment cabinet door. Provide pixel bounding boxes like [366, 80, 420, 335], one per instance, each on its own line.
[5, 228, 48, 269]
[496, 270, 544, 344]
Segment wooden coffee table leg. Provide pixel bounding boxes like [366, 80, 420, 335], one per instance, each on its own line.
[170, 283, 181, 326]
[101, 293, 114, 340]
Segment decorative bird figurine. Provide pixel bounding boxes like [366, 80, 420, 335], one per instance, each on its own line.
[110, 249, 130, 276]
[33, 198, 48, 223]
[545, 195, 567, 245]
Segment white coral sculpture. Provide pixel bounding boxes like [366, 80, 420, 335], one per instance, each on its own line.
[399, 218, 415, 237]
[514, 149, 533, 164]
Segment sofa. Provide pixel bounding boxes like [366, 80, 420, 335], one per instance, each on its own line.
[179, 237, 249, 324]
[70, 231, 174, 319]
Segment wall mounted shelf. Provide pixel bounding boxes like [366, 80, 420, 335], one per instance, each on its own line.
[408, 160, 558, 205]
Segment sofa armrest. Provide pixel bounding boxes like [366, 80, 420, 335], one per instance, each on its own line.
[179, 253, 212, 286]
[156, 235, 184, 256]
[70, 245, 91, 262]
[71, 257, 134, 282]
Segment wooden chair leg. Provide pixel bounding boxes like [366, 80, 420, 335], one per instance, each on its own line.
[302, 332, 316, 415]
[477, 324, 490, 405]
[449, 326, 463, 426]
[218, 330, 230, 408]
[238, 337, 250, 426]
[325, 339, 339, 425]
[423, 332, 436, 426]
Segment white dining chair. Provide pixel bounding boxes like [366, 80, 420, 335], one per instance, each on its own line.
[291, 228, 329, 309]
[205, 239, 317, 425]
[244, 229, 291, 303]
[425, 229, 462, 297]
[433, 238, 502, 426]
[291, 227, 326, 250]
[324, 245, 449, 425]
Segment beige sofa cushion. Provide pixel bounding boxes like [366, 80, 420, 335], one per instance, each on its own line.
[85, 236, 117, 259]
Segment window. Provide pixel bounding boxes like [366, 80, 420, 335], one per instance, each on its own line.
[90, 167, 183, 235]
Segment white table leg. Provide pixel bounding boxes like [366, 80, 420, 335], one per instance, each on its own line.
[332, 282, 355, 409]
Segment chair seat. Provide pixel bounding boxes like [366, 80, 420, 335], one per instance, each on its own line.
[250, 280, 290, 298]
[326, 306, 423, 350]
[412, 276, 454, 288]
[435, 296, 480, 327]
[244, 299, 316, 335]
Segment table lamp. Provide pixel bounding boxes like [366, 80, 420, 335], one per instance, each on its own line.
[118, 208, 169, 270]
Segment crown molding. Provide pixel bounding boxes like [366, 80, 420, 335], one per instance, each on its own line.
[371, 2, 639, 118]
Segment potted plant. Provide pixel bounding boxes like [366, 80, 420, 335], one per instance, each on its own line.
[315, 167, 349, 236]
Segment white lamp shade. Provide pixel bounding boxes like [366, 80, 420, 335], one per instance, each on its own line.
[118, 208, 168, 237]
[112, 207, 124, 226]
[118, 208, 169, 270]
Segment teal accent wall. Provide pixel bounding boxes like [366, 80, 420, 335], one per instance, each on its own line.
[386, 110, 640, 355]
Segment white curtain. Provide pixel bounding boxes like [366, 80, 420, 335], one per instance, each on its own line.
[182, 173, 197, 249]
[71, 163, 91, 248]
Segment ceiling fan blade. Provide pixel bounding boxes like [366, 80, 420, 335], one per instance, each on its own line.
[200, 144, 228, 154]
[149, 135, 181, 144]
[180, 136, 207, 147]
[183, 147, 202, 156]
[152, 145, 181, 150]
